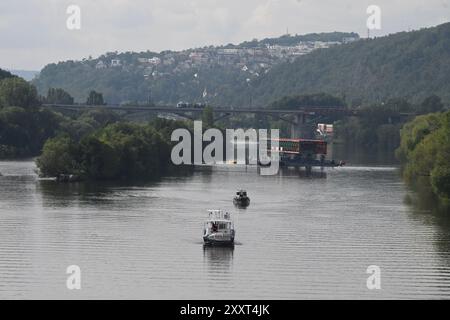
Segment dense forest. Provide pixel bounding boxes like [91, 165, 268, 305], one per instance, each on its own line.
[32, 23, 450, 108]
[250, 22, 450, 106]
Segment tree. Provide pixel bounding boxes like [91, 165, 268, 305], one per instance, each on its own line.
[431, 165, 450, 200]
[36, 135, 80, 177]
[396, 110, 450, 201]
[79, 136, 119, 179]
[202, 106, 214, 128]
[0, 77, 39, 108]
[46, 88, 74, 105]
[0, 68, 15, 81]
[86, 90, 105, 105]
[36, 122, 173, 180]
[418, 95, 444, 115]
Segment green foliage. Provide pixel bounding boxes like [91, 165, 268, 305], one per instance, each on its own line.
[150, 118, 191, 140]
[30, 23, 450, 106]
[268, 93, 346, 110]
[395, 111, 442, 162]
[31, 33, 357, 106]
[431, 165, 450, 199]
[249, 22, 450, 106]
[416, 95, 445, 115]
[0, 75, 120, 158]
[397, 110, 450, 201]
[78, 135, 119, 179]
[36, 122, 173, 180]
[36, 135, 81, 177]
[86, 90, 105, 105]
[235, 32, 359, 48]
[0, 68, 15, 81]
[202, 106, 214, 128]
[0, 77, 39, 108]
[0, 106, 62, 158]
[46, 88, 74, 105]
[334, 98, 412, 150]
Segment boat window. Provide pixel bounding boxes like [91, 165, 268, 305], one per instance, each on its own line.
[218, 222, 229, 230]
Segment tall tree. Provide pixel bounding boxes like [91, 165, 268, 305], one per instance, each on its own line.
[418, 95, 444, 115]
[86, 90, 105, 105]
[202, 106, 214, 128]
[46, 88, 74, 105]
[0, 77, 39, 109]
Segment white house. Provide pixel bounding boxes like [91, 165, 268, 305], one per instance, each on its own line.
[110, 59, 121, 67]
[95, 61, 107, 69]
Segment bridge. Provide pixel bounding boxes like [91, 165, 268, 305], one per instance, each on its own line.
[42, 103, 415, 139]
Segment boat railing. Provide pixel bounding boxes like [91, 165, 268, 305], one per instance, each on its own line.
[207, 210, 231, 221]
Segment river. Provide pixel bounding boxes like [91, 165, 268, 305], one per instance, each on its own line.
[1, 155, 450, 299]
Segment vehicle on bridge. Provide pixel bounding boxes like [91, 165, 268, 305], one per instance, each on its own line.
[176, 101, 189, 108]
[176, 101, 206, 109]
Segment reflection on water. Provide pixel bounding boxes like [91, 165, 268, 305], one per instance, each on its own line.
[333, 144, 398, 166]
[403, 182, 450, 259]
[1, 159, 450, 299]
[203, 245, 234, 272]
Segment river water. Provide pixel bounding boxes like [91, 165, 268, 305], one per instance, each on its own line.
[1, 157, 450, 299]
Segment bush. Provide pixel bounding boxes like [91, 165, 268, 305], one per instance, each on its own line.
[36, 135, 81, 177]
[396, 110, 450, 201]
[431, 165, 450, 200]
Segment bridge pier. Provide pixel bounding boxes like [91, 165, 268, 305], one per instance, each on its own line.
[291, 114, 316, 139]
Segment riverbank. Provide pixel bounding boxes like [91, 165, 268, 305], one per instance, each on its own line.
[396, 110, 450, 201]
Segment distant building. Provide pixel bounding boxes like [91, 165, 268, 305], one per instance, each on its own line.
[149, 57, 161, 65]
[95, 61, 107, 69]
[218, 48, 239, 55]
[110, 59, 121, 67]
[343, 37, 358, 44]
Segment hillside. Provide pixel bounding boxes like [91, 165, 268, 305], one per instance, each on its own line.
[32, 32, 357, 105]
[7, 69, 40, 81]
[248, 22, 450, 106]
[32, 23, 450, 107]
[0, 68, 15, 81]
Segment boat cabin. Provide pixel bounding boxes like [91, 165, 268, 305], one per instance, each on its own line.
[205, 210, 233, 233]
[236, 190, 247, 197]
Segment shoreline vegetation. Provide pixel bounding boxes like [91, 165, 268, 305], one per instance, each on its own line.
[396, 111, 450, 202]
[36, 121, 178, 181]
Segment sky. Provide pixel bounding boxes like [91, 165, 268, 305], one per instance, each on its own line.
[0, 0, 449, 71]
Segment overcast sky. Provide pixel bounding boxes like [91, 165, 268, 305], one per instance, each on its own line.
[0, 0, 449, 70]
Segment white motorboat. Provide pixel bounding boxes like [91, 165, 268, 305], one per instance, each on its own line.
[203, 210, 235, 246]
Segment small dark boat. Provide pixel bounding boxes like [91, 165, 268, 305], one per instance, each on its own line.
[233, 189, 250, 207]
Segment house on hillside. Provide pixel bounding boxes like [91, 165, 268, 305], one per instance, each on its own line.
[149, 57, 161, 65]
[95, 61, 107, 69]
[111, 59, 122, 67]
